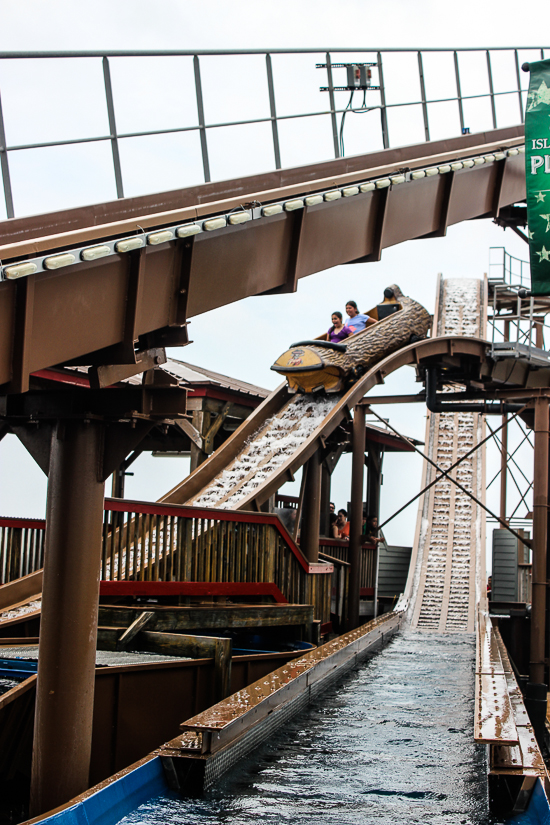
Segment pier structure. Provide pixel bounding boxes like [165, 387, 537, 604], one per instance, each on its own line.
[0, 45, 550, 823]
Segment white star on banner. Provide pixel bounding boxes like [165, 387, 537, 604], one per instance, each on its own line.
[527, 79, 550, 110]
[536, 245, 550, 262]
[536, 191, 547, 203]
[541, 214, 550, 232]
[529, 229, 535, 239]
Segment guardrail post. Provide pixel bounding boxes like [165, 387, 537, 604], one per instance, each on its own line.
[193, 55, 211, 183]
[0, 86, 14, 218]
[377, 52, 389, 149]
[514, 49, 525, 124]
[418, 51, 430, 142]
[348, 405, 366, 630]
[265, 54, 281, 170]
[486, 50, 497, 130]
[325, 52, 340, 159]
[30, 420, 105, 816]
[102, 56, 124, 199]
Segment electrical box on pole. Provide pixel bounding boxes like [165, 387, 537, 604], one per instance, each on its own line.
[317, 62, 379, 92]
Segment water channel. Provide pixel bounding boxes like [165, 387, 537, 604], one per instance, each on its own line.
[120, 631, 494, 825]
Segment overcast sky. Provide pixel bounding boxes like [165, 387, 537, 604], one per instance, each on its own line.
[0, 0, 540, 556]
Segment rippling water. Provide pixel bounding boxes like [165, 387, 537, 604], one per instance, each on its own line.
[0, 676, 20, 696]
[119, 632, 492, 825]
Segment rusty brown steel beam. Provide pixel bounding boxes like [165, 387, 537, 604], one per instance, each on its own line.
[530, 397, 549, 686]
[0, 129, 525, 396]
[348, 405, 366, 630]
[0, 125, 523, 251]
[30, 420, 105, 816]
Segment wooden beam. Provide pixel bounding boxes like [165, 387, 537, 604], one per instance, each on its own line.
[175, 418, 203, 450]
[116, 611, 154, 650]
[99, 604, 314, 633]
[203, 402, 232, 454]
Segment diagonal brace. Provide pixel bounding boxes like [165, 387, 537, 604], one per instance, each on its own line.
[376, 407, 525, 532]
[366, 405, 532, 547]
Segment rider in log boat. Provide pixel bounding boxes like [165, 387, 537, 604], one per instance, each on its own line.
[271, 285, 431, 394]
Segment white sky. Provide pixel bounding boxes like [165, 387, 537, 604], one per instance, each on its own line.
[0, 0, 541, 562]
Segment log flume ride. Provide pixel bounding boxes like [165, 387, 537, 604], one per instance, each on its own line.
[271, 284, 431, 393]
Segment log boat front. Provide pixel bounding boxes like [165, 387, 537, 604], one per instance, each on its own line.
[271, 284, 432, 393]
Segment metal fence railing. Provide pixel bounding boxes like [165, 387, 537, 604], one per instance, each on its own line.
[487, 246, 549, 361]
[0, 46, 544, 219]
[489, 245, 531, 289]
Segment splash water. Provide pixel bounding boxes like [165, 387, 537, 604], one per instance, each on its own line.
[118, 632, 491, 825]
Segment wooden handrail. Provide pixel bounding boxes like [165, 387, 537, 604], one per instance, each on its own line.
[0, 516, 46, 529]
[104, 498, 332, 575]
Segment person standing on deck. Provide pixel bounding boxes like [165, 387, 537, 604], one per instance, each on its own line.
[365, 516, 384, 546]
[335, 508, 350, 539]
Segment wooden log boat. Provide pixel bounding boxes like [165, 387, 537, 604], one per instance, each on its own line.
[271, 285, 432, 393]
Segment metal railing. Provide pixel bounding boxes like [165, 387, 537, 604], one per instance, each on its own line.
[0, 502, 334, 622]
[488, 247, 550, 362]
[0, 46, 543, 219]
[489, 246, 531, 289]
[0, 516, 45, 584]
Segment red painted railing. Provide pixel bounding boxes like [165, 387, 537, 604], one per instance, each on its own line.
[101, 499, 332, 622]
[0, 504, 334, 622]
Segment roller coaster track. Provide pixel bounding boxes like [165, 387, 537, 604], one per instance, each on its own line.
[0, 126, 524, 394]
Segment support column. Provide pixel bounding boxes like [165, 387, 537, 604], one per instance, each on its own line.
[530, 397, 549, 687]
[500, 319, 509, 524]
[499, 413, 508, 522]
[30, 420, 105, 816]
[190, 406, 209, 472]
[111, 464, 125, 498]
[366, 441, 382, 521]
[348, 405, 365, 630]
[320, 463, 331, 537]
[300, 450, 322, 563]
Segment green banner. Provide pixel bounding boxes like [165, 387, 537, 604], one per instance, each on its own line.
[525, 58, 550, 295]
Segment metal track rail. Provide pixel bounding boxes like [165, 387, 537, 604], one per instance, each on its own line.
[0, 127, 524, 394]
[161, 334, 491, 511]
[405, 276, 487, 632]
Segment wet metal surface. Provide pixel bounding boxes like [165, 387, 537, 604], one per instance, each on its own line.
[120, 632, 492, 824]
[180, 614, 397, 741]
[0, 646, 187, 666]
[475, 612, 518, 745]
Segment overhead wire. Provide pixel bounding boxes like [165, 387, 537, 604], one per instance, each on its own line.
[339, 88, 374, 157]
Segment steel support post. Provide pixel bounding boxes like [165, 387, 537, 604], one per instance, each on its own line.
[348, 405, 366, 630]
[530, 397, 549, 686]
[300, 450, 321, 563]
[366, 441, 382, 521]
[320, 463, 331, 537]
[30, 420, 105, 816]
[500, 320, 510, 523]
[500, 414, 508, 522]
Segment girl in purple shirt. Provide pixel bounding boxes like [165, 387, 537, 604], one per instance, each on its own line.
[328, 312, 352, 343]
